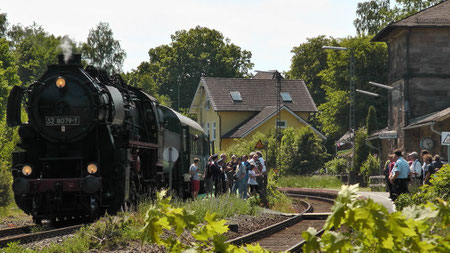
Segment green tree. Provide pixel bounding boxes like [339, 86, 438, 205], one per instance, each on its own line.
[317, 35, 388, 140]
[352, 128, 370, 183]
[82, 22, 126, 75]
[287, 35, 337, 105]
[0, 12, 7, 38]
[123, 62, 172, 106]
[143, 26, 253, 110]
[0, 37, 20, 115]
[354, 0, 445, 35]
[7, 23, 68, 85]
[281, 127, 328, 175]
[366, 105, 380, 152]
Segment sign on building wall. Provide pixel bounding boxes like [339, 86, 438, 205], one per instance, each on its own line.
[442, 132, 450, 145]
[379, 131, 397, 139]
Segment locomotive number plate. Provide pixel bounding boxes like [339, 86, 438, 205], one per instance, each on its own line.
[45, 116, 80, 126]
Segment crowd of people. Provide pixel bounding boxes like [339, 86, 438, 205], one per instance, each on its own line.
[189, 151, 267, 201]
[383, 148, 443, 200]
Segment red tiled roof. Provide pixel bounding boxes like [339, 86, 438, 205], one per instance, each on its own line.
[200, 77, 317, 112]
[373, 1, 450, 41]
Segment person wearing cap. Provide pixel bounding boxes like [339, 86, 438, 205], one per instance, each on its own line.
[209, 154, 221, 197]
[219, 154, 228, 194]
[204, 155, 214, 198]
[409, 151, 422, 187]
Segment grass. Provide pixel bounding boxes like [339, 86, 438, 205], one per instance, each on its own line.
[277, 175, 344, 189]
[174, 194, 260, 220]
[0, 192, 281, 252]
[0, 202, 32, 224]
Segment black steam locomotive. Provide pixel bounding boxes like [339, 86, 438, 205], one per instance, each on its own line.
[6, 54, 209, 223]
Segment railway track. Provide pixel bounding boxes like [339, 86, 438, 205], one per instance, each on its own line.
[227, 190, 337, 252]
[0, 224, 83, 248]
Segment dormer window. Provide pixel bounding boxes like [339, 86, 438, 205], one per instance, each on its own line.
[280, 92, 292, 102]
[230, 91, 242, 102]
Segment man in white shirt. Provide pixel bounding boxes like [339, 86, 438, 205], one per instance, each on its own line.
[409, 152, 422, 187]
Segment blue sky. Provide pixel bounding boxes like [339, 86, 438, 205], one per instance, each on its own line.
[2, 0, 359, 73]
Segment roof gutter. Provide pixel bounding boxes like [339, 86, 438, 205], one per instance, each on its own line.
[402, 121, 434, 130]
[430, 122, 441, 136]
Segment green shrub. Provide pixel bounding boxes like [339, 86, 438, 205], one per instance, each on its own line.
[395, 165, 450, 210]
[360, 153, 380, 186]
[176, 194, 258, 221]
[0, 163, 12, 208]
[302, 184, 450, 252]
[324, 157, 348, 174]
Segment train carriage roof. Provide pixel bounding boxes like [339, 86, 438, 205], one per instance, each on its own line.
[160, 106, 205, 134]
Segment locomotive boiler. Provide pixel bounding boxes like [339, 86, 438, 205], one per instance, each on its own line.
[6, 54, 208, 223]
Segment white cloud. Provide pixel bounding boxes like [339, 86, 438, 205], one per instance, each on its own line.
[2, 0, 358, 73]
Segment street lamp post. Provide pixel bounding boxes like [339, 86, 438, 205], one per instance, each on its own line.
[323, 46, 355, 182]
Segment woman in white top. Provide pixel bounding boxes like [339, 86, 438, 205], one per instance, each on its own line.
[248, 161, 260, 196]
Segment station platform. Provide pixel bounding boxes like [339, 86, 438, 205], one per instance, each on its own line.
[357, 191, 396, 213]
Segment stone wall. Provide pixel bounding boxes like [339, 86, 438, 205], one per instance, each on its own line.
[409, 28, 450, 75]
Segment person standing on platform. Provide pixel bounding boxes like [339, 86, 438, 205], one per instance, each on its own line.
[383, 154, 395, 199]
[409, 152, 422, 187]
[389, 149, 410, 200]
[189, 158, 201, 199]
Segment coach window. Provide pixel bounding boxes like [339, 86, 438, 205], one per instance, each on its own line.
[212, 122, 216, 140]
[205, 122, 210, 137]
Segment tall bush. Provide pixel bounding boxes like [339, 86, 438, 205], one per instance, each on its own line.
[360, 153, 380, 186]
[351, 127, 370, 183]
[366, 105, 380, 151]
[324, 157, 348, 174]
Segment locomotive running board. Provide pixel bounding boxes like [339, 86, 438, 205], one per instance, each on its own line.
[129, 140, 159, 149]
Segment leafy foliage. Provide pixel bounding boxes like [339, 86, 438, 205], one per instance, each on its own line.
[141, 26, 253, 110]
[287, 35, 337, 106]
[366, 105, 380, 151]
[316, 35, 388, 140]
[82, 22, 126, 75]
[302, 184, 450, 252]
[360, 153, 381, 185]
[395, 165, 450, 210]
[282, 127, 329, 175]
[0, 37, 20, 115]
[7, 23, 69, 85]
[325, 157, 348, 174]
[354, 0, 445, 35]
[353, 128, 370, 174]
[140, 190, 269, 252]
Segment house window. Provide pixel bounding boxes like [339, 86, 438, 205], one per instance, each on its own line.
[212, 122, 217, 140]
[276, 120, 287, 128]
[230, 91, 242, 102]
[205, 122, 210, 137]
[280, 92, 293, 102]
[204, 98, 210, 110]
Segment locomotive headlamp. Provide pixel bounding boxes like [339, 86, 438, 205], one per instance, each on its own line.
[21, 165, 32, 176]
[87, 163, 98, 174]
[56, 77, 66, 88]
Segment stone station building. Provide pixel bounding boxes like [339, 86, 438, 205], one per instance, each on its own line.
[370, 1, 450, 161]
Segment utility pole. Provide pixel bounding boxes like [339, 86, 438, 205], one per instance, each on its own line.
[323, 46, 356, 183]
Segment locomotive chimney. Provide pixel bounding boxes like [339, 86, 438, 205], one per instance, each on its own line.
[58, 54, 81, 65]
